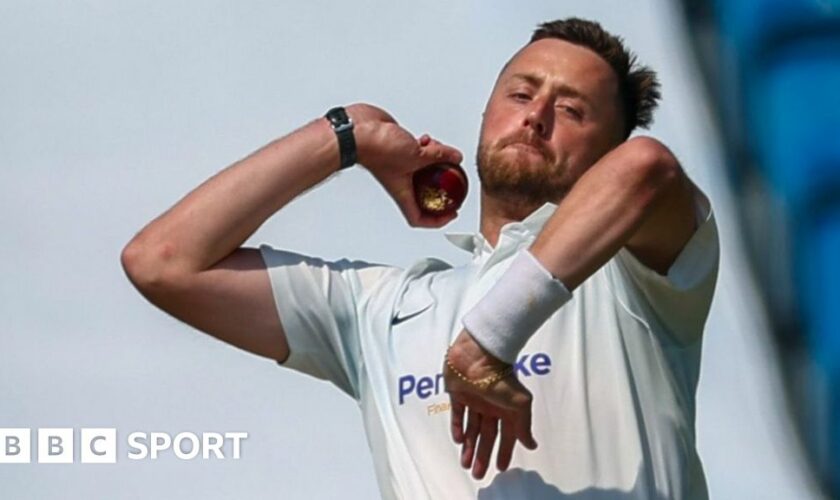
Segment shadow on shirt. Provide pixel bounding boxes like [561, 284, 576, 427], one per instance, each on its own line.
[477, 468, 676, 500]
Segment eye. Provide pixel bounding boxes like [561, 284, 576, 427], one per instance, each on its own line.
[510, 92, 531, 102]
[559, 105, 582, 120]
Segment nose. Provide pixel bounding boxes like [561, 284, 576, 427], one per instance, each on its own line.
[522, 97, 553, 139]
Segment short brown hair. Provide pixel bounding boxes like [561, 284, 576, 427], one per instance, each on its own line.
[530, 18, 661, 139]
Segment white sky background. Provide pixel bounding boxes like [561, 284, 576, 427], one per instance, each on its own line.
[0, 0, 823, 498]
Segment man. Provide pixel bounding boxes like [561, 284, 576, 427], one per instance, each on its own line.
[122, 17, 718, 500]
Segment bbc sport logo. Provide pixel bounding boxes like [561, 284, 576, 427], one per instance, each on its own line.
[0, 428, 248, 464]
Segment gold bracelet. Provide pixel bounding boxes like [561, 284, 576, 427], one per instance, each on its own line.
[445, 346, 514, 390]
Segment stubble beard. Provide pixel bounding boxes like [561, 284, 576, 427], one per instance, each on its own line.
[476, 137, 572, 211]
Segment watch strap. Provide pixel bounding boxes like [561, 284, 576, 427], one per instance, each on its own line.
[324, 106, 357, 170]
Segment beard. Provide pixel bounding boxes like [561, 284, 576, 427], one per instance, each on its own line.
[476, 133, 573, 209]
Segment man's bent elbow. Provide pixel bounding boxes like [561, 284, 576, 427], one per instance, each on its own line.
[620, 136, 682, 206]
[120, 238, 185, 296]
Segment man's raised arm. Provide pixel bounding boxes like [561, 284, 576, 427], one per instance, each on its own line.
[120, 103, 462, 362]
[444, 136, 707, 479]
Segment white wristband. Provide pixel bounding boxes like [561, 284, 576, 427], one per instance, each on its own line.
[462, 248, 572, 364]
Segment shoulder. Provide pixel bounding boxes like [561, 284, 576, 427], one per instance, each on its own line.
[618, 192, 719, 292]
[603, 196, 720, 344]
[258, 244, 407, 303]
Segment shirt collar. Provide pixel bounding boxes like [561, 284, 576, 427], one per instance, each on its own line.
[443, 201, 558, 256]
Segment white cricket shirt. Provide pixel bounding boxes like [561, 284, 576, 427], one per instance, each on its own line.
[260, 199, 719, 499]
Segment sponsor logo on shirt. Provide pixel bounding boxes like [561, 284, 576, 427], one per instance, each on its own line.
[397, 351, 553, 406]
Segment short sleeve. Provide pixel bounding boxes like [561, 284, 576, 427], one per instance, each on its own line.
[610, 191, 720, 345]
[258, 244, 402, 399]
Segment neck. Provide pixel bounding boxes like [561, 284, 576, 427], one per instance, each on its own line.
[479, 189, 542, 248]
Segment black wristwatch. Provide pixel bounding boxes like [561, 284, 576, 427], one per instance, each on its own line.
[324, 106, 357, 170]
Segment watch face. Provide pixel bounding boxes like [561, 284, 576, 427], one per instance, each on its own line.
[327, 107, 349, 127]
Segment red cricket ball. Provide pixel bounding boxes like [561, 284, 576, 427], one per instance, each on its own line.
[413, 163, 468, 216]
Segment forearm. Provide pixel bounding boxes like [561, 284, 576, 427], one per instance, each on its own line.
[124, 114, 340, 276]
[456, 138, 687, 365]
[529, 136, 683, 290]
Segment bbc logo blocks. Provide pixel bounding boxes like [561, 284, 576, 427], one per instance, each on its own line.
[1, 428, 246, 463]
[0, 429, 30, 464]
[1, 428, 117, 464]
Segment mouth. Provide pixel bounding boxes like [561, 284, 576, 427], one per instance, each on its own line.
[509, 142, 540, 151]
[506, 141, 547, 158]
